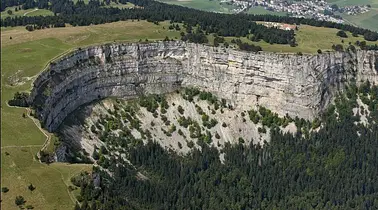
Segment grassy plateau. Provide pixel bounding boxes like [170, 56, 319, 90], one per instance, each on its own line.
[1, 19, 377, 209]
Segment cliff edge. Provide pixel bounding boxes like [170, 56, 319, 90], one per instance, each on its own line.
[29, 41, 378, 132]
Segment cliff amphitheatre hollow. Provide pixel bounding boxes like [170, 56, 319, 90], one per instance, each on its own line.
[29, 41, 378, 132]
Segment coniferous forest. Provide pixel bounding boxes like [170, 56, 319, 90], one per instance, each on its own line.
[1, 0, 378, 45]
[71, 83, 378, 210]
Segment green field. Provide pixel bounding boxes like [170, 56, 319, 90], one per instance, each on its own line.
[1, 7, 53, 19]
[103, 2, 135, 9]
[246, 6, 288, 16]
[1, 147, 91, 210]
[72, 0, 136, 8]
[327, 0, 378, 32]
[220, 24, 378, 53]
[158, 0, 236, 13]
[1, 20, 181, 210]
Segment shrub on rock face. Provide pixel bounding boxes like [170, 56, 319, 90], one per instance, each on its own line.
[258, 127, 267, 134]
[187, 141, 194, 148]
[177, 105, 184, 114]
[238, 137, 245, 144]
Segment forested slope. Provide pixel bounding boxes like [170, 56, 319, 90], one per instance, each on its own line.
[71, 82, 378, 210]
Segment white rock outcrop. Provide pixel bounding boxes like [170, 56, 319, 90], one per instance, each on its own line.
[29, 41, 378, 132]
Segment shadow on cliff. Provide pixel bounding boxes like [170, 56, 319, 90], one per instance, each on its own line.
[55, 100, 102, 163]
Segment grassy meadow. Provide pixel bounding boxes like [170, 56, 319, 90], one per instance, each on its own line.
[246, 6, 288, 16]
[157, 0, 236, 13]
[1, 147, 91, 210]
[221, 24, 378, 53]
[1, 7, 53, 19]
[103, 2, 136, 9]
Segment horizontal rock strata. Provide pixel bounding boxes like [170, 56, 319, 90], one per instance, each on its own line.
[29, 41, 378, 131]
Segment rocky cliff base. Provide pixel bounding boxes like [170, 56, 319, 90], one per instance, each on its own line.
[56, 88, 300, 162]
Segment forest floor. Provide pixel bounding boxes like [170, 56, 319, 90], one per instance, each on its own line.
[1, 20, 377, 209]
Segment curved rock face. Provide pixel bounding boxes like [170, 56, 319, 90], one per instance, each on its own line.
[29, 41, 378, 132]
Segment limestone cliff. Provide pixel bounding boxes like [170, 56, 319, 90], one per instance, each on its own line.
[29, 41, 378, 132]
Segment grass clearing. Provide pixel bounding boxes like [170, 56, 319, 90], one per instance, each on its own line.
[1, 38, 71, 146]
[1, 147, 91, 210]
[103, 2, 136, 9]
[227, 24, 378, 53]
[157, 0, 235, 13]
[246, 6, 288, 16]
[1, 6, 53, 19]
[1, 21, 181, 47]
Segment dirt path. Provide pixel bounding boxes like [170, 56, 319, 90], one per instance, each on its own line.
[2, 145, 43, 148]
[23, 8, 39, 16]
[25, 108, 52, 152]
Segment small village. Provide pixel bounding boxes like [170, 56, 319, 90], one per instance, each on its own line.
[223, 0, 371, 23]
